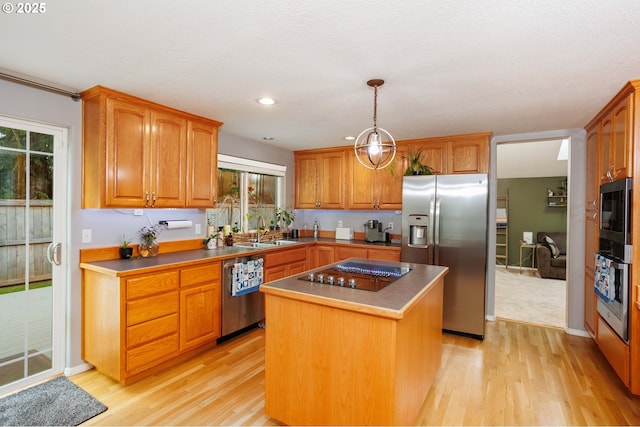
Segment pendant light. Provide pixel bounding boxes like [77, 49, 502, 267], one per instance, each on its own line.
[354, 79, 397, 170]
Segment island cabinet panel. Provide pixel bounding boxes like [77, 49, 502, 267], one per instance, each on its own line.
[82, 260, 221, 384]
[81, 85, 221, 208]
[263, 267, 445, 426]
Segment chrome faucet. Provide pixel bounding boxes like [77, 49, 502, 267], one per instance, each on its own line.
[257, 216, 267, 243]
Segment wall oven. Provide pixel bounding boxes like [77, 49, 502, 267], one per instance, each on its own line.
[595, 177, 632, 343]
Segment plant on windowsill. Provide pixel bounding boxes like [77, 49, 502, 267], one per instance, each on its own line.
[276, 207, 296, 238]
[119, 234, 133, 259]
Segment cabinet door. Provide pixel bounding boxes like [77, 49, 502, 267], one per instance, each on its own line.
[346, 150, 375, 209]
[105, 98, 150, 207]
[315, 245, 335, 268]
[611, 96, 632, 181]
[180, 283, 220, 351]
[150, 110, 187, 207]
[295, 153, 319, 209]
[368, 248, 400, 262]
[448, 139, 488, 174]
[335, 246, 368, 261]
[289, 260, 308, 276]
[186, 120, 219, 208]
[600, 114, 613, 183]
[410, 142, 447, 174]
[265, 265, 287, 283]
[318, 151, 345, 209]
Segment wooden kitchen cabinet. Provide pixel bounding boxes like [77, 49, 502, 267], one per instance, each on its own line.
[335, 246, 368, 260]
[82, 261, 221, 384]
[81, 86, 222, 208]
[179, 264, 221, 352]
[403, 132, 491, 175]
[264, 247, 308, 282]
[294, 149, 345, 209]
[598, 95, 633, 183]
[345, 147, 404, 210]
[308, 245, 335, 269]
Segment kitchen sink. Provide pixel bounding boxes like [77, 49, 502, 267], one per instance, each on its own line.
[235, 240, 301, 249]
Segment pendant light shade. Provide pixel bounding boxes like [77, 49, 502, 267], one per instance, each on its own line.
[354, 79, 397, 170]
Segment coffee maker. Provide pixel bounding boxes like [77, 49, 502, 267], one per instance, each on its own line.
[364, 220, 389, 243]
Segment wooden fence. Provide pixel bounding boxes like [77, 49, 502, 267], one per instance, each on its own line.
[0, 200, 52, 287]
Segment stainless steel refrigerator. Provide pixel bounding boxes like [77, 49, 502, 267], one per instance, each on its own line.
[401, 174, 488, 339]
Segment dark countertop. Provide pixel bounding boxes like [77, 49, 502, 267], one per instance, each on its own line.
[80, 237, 401, 277]
[260, 258, 448, 319]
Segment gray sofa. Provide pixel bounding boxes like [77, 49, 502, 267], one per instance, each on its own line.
[535, 231, 566, 280]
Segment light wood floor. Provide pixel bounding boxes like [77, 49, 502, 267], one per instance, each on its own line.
[71, 320, 640, 426]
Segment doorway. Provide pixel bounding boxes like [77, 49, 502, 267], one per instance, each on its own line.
[0, 116, 68, 395]
[495, 139, 568, 328]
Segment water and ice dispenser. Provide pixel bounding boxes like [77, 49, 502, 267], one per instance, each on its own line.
[408, 214, 429, 247]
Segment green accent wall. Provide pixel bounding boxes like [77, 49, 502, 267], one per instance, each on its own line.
[497, 177, 567, 267]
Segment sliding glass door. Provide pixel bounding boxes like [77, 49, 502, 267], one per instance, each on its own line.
[0, 116, 67, 394]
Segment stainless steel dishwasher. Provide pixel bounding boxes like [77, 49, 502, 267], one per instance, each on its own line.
[221, 255, 265, 337]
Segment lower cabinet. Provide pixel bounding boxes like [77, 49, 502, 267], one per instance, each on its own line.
[597, 315, 630, 386]
[308, 245, 335, 269]
[82, 261, 221, 384]
[179, 264, 221, 352]
[264, 247, 308, 282]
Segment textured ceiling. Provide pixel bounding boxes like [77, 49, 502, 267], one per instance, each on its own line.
[2, 1, 640, 158]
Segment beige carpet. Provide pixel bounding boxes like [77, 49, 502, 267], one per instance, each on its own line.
[495, 266, 566, 329]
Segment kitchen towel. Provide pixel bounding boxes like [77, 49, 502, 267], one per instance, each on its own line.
[232, 258, 264, 296]
[594, 253, 615, 302]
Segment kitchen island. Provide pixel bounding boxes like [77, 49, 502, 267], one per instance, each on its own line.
[260, 258, 448, 426]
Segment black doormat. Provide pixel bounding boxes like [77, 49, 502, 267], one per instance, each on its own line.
[0, 376, 107, 426]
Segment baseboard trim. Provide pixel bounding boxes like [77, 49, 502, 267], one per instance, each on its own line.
[64, 362, 93, 377]
[566, 328, 591, 338]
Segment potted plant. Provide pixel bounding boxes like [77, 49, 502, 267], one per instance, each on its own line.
[403, 148, 434, 176]
[276, 207, 296, 237]
[139, 224, 162, 257]
[119, 234, 133, 259]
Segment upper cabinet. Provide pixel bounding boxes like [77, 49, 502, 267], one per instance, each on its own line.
[81, 86, 222, 208]
[294, 149, 345, 209]
[345, 145, 406, 210]
[404, 132, 491, 175]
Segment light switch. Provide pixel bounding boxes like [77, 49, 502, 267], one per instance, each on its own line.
[195, 223, 201, 234]
[82, 229, 92, 243]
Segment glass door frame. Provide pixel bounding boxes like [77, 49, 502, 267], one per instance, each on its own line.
[0, 115, 68, 396]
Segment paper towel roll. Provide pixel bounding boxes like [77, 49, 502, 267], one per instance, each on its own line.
[165, 220, 193, 229]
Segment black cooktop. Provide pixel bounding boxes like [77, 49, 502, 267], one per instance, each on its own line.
[298, 261, 411, 292]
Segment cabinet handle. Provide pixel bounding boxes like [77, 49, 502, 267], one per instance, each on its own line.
[592, 211, 598, 220]
[606, 165, 614, 182]
[145, 191, 150, 208]
[151, 192, 157, 208]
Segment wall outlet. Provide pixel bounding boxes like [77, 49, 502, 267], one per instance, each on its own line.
[133, 209, 143, 216]
[337, 220, 343, 228]
[388, 222, 394, 230]
[195, 223, 201, 234]
[81, 229, 92, 243]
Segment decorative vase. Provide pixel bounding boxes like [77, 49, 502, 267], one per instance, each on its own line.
[119, 247, 133, 259]
[139, 240, 159, 257]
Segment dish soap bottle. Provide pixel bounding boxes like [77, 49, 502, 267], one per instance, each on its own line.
[313, 218, 319, 239]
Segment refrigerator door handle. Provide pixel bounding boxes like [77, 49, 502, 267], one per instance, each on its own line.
[434, 197, 441, 264]
[428, 197, 436, 247]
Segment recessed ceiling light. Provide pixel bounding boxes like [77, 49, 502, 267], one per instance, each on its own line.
[257, 97, 275, 105]
[344, 136, 356, 140]
[263, 136, 274, 141]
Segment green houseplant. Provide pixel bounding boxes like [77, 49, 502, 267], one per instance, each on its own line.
[275, 207, 296, 235]
[119, 234, 133, 259]
[403, 148, 434, 176]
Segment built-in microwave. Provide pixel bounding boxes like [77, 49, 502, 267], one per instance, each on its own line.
[599, 178, 633, 263]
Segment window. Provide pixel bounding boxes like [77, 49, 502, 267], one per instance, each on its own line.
[207, 155, 286, 233]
